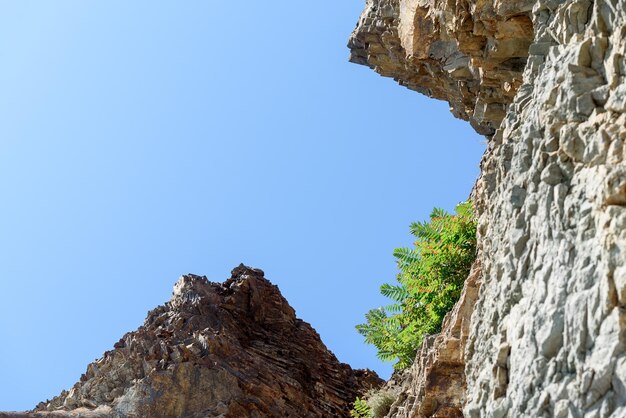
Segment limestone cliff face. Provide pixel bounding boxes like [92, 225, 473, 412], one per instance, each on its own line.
[3, 265, 380, 418]
[351, 0, 626, 417]
[467, 2, 626, 416]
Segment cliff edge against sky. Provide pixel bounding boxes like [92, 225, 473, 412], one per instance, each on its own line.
[349, 0, 626, 416]
[2, 0, 626, 417]
[1, 266, 380, 418]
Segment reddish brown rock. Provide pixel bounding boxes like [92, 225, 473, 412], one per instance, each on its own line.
[381, 260, 481, 418]
[6, 265, 380, 418]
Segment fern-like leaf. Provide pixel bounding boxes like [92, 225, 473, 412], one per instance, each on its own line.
[380, 283, 409, 302]
[357, 201, 477, 371]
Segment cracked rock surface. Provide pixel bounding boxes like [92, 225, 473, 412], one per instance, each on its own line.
[2, 265, 380, 418]
[351, 0, 626, 417]
[348, 0, 534, 136]
[467, 1, 626, 416]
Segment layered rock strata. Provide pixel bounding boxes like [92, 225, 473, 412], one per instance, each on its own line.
[5, 265, 380, 418]
[348, 0, 534, 136]
[351, 0, 626, 417]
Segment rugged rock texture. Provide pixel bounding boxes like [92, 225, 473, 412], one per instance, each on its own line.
[351, 0, 626, 417]
[384, 261, 481, 418]
[466, 2, 626, 416]
[348, 0, 534, 136]
[4, 265, 380, 418]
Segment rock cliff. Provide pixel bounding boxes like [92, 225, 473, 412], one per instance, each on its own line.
[1, 265, 380, 418]
[350, 0, 626, 417]
[382, 260, 482, 418]
[348, 0, 534, 136]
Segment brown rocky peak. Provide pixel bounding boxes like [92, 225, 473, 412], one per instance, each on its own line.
[4, 265, 380, 418]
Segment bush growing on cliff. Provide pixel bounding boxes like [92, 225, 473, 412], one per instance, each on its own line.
[350, 388, 396, 418]
[357, 201, 477, 370]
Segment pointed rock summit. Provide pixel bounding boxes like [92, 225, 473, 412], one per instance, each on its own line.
[4, 265, 380, 418]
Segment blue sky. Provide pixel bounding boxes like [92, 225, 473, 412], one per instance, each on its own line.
[0, 1, 484, 411]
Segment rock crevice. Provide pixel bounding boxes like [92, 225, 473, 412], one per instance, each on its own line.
[382, 260, 481, 418]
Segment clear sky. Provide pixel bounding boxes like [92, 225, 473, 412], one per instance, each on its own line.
[0, 1, 485, 411]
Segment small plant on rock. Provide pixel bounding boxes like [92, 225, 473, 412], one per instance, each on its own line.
[357, 201, 477, 370]
[350, 388, 397, 418]
[350, 397, 372, 418]
[367, 389, 396, 417]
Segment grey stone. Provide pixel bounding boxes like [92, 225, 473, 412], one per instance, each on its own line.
[350, 1, 626, 417]
[541, 163, 564, 185]
[606, 85, 626, 112]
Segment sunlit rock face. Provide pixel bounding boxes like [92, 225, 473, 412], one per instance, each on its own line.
[467, 2, 626, 416]
[348, 0, 534, 136]
[351, 0, 626, 417]
[6, 265, 380, 418]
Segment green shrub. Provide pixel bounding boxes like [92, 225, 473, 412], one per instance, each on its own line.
[350, 389, 396, 418]
[350, 397, 372, 418]
[368, 389, 396, 418]
[357, 201, 477, 370]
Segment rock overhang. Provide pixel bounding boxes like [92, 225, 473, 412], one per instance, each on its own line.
[348, 0, 536, 136]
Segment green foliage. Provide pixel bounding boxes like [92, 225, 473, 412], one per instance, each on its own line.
[357, 201, 477, 370]
[350, 389, 396, 418]
[368, 390, 396, 418]
[350, 397, 372, 418]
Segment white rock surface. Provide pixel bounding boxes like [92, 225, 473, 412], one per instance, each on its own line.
[465, 1, 626, 416]
[350, 0, 626, 416]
